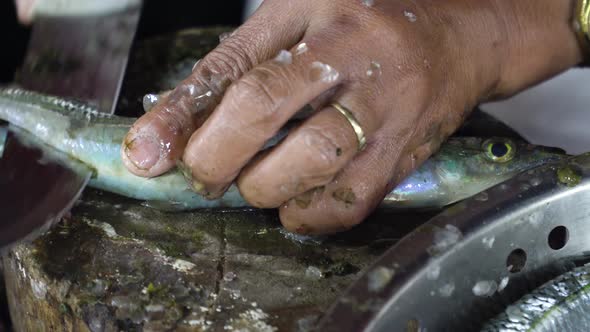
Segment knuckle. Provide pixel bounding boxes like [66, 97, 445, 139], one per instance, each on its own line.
[298, 126, 343, 172]
[228, 68, 289, 124]
[200, 39, 256, 82]
[151, 107, 189, 138]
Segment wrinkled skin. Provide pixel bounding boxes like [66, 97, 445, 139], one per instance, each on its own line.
[16, 0, 584, 234]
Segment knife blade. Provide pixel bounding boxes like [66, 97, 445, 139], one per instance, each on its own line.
[0, 1, 141, 250]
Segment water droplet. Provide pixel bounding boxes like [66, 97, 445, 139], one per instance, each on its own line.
[472, 280, 498, 297]
[186, 84, 196, 96]
[219, 31, 233, 43]
[367, 266, 395, 292]
[426, 264, 440, 280]
[310, 61, 340, 83]
[229, 289, 241, 300]
[296, 42, 309, 55]
[274, 49, 293, 65]
[529, 177, 542, 186]
[498, 276, 509, 292]
[474, 192, 489, 202]
[438, 282, 455, 297]
[366, 61, 382, 77]
[404, 10, 417, 22]
[482, 236, 495, 249]
[428, 224, 462, 255]
[31, 279, 47, 300]
[142, 94, 160, 112]
[195, 90, 213, 102]
[224, 271, 237, 282]
[192, 59, 201, 72]
[305, 266, 323, 280]
[362, 0, 374, 7]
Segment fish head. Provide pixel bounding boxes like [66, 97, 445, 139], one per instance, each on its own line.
[446, 137, 567, 180]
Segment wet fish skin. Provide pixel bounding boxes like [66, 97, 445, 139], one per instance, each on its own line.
[481, 264, 590, 332]
[0, 87, 566, 210]
[0, 87, 244, 210]
[384, 137, 566, 208]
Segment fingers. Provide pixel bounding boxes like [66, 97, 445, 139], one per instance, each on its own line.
[278, 132, 401, 235]
[121, 0, 309, 177]
[15, 0, 36, 24]
[276, 93, 468, 235]
[182, 41, 345, 198]
[236, 94, 379, 208]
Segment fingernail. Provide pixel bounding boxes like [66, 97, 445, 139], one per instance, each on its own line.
[124, 135, 161, 170]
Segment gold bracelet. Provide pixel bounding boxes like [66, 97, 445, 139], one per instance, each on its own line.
[575, 0, 590, 65]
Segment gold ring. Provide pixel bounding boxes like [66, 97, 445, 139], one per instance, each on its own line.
[575, 0, 590, 64]
[331, 102, 367, 151]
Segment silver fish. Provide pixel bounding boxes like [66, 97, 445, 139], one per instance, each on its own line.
[481, 264, 590, 331]
[0, 87, 566, 210]
[384, 137, 566, 208]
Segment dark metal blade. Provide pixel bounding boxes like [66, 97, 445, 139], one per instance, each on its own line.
[17, 6, 141, 113]
[0, 125, 91, 251]
[0, 4, 141, 249]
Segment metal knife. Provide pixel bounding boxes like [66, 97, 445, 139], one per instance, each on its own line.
[0, 0, 142, 250]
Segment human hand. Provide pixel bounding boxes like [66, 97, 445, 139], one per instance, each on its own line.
[14, 0, 35, 24]
[122, 0, 583, 234]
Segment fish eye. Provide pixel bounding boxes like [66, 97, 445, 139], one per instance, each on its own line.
[483, 139, 515, 163]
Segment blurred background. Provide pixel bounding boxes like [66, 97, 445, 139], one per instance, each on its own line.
[0, 0, 246, 83]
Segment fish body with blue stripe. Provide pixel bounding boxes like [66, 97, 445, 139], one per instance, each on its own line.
[0, 87, 566, 210]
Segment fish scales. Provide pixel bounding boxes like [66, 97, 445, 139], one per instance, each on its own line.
[481, 264, 590, 331]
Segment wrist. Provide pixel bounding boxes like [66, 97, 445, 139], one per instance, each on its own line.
[484, 0, 584, 99]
